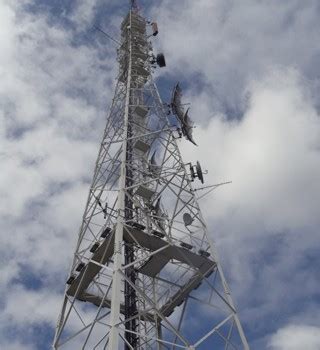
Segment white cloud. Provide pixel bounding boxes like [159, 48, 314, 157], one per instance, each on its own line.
[0, 0, 320, 348]
[70, 0, 101, 29]
[152, 0, 320, 112]
[0, 342, 33, 350]
[0, 1, 116, 347]
[268, 324, 320, 350]
[2, 286, 60, 325]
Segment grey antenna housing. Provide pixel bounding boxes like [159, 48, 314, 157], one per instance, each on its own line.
[183, 212, 194, 226]
[189, 161, 204, 184]
[156, 53, 166, 67]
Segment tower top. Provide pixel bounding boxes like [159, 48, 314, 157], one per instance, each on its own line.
[131, 0, 140, 12]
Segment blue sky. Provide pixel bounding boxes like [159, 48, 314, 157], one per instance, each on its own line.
[0, 0, 320, 349]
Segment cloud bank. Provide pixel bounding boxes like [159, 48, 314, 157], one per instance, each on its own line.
[0, 0, 319, 349]
[268, 324, 320, 350]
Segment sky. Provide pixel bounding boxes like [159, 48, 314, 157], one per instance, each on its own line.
[0, 0, 320, 349]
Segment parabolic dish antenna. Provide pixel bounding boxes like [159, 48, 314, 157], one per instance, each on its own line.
[196, 161, 204, 184]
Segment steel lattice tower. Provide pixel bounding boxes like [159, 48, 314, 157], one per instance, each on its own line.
[53, 2, 250, 349]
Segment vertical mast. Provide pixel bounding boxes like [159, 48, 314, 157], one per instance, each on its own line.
[110, 6, 145, 348]
[107, 10, 133, 349]
[123, 9, 138, 348]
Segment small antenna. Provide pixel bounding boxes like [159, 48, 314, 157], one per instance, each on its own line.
[131, 0, 140, 12]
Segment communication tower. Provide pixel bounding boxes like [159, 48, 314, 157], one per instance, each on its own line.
[53, 2, 250, 349]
